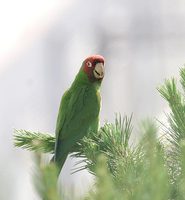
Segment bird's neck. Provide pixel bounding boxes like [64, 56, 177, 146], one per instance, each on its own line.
[71, 70, 101, 91]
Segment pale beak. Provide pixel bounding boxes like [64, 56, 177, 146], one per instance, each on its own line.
[93, 63, 104, 79]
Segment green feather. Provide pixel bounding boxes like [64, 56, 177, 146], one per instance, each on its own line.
[53, 65, 102, 175]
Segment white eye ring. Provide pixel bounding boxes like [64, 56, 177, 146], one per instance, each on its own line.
[87, 61, 92, 68]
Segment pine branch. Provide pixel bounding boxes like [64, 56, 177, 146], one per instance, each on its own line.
[85, 154, 120, 200]
[34, 153, 61, 200]
[180, 67, 185, 92]
[14, 129, 55, 153]
[132, 120, 170, 200]
[158, 77, 185, 150]
[84, 119, 170, 200]
[13, 115, 137, 178]
[72, 115, 135, 175]
[157, 67, 185, 198]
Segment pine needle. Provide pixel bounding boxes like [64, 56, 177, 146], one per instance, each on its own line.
[14, 129, 55, 153]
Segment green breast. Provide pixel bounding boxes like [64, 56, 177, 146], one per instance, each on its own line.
[83, 86, 101, 120]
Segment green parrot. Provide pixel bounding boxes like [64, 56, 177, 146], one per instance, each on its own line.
[53, 55, 105, 175]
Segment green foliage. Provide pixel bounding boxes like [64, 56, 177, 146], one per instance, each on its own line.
[158, 78, 185, 150]
[157, 68, 185, 197]
[72, 115, 135, 175]
[13, 67, 185, 200]
[34, 153, 61, 200]
[84, 155, 120, 200]
[14, 129, 55, 153]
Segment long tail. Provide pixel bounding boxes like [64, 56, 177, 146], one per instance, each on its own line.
[50, 153, 68, 177]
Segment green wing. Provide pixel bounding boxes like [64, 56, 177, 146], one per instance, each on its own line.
[55, 89, 71, 140]
[54, 84, 101, 167]
[54, 86, 87, 154]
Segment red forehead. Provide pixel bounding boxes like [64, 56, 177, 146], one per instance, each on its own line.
[84, 55, 105, 63]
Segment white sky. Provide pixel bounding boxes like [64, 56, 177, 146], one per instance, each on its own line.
[0, 0, 74, 68]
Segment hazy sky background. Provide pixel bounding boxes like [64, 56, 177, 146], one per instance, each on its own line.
[0, 0, 185, 199]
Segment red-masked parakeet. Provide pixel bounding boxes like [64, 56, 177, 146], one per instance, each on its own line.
[53, 55, 105, 175]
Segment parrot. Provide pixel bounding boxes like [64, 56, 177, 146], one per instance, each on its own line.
[52, 55, 105, 176]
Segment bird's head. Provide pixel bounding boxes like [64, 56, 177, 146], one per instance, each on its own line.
[82, 55, 105, 82]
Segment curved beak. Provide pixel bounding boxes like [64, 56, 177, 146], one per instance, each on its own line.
[93, 63, 104, 79]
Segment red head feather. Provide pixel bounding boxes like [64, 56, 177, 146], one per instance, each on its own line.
[83, 55, 105, 82]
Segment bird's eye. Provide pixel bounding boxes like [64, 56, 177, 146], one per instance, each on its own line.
[87, 61, 92, 68]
